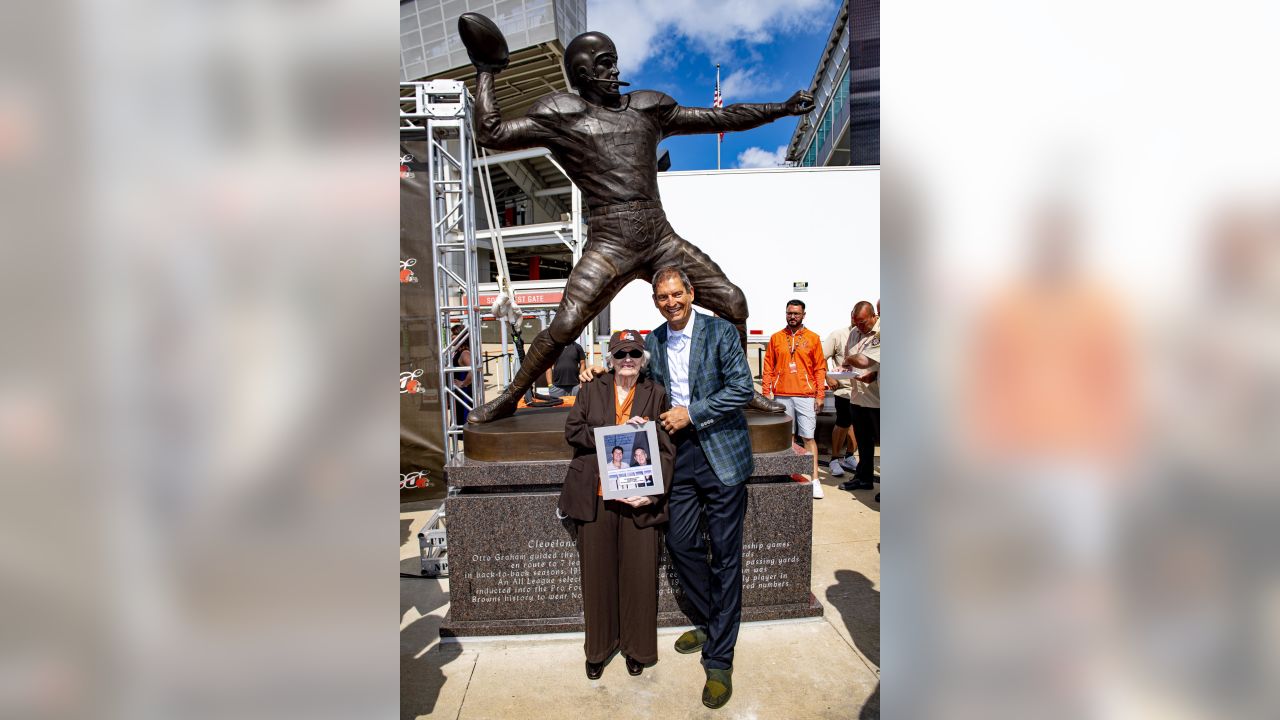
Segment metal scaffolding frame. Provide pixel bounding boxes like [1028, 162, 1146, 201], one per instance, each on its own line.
[401, 80, 483, 464]
[401, 80, 596, 463]
[469, 147, 594, 380]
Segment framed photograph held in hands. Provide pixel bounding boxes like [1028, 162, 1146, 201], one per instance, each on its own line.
[593, 421, 665, 500]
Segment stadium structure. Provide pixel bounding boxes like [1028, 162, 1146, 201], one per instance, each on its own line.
[786, 0, 879, 168]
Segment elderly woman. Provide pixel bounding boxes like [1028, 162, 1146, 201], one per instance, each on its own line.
[561, 329, 675, 680]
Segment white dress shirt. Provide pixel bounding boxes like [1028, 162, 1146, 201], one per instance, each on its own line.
[665, 310, 697, 408]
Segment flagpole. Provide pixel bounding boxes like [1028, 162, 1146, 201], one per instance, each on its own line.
[716, 64, 721, 170]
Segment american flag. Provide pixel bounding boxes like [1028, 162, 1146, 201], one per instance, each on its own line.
[713, 70, 724, 141]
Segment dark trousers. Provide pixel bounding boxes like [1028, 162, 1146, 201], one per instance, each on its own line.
[666, 432, 748, 670]
[851, 405, 880, 481]
[576, 495, 659, 664]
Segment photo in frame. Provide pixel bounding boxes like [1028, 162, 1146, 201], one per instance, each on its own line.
[593, 421, 665, 500]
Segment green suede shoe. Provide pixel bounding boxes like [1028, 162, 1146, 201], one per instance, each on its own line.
[702, 667, 733, 709]
[674, 628, 707, 654]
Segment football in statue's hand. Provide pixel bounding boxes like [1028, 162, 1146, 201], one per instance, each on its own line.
[458, 13, 510, 73]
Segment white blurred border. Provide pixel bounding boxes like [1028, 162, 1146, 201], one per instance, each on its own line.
[3, 2, 399, 718]
[885, 2, 1280, 719]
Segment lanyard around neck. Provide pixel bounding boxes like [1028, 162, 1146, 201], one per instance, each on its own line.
[788, 328, 804, 356]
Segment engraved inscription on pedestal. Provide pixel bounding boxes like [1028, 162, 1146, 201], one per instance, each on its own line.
[456, 540, 581, 616]
[445, 493, 583, 622]
[445, 481, 817, 634]
[658, 538, 809, 610]
[658, 481, 814, 616]
[744, 540, 807, 594]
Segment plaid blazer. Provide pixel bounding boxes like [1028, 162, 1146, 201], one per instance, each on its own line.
[646, 313, 755, 486]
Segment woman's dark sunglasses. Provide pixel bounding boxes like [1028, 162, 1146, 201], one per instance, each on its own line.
[612, 349, 643, 359]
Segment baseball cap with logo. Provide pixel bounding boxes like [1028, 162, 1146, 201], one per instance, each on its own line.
[608, 330, 645, 355]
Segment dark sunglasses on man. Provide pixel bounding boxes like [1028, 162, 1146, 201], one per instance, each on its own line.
[612, 349, 643, 359]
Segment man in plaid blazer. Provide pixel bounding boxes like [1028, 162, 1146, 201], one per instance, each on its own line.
[645, 266, 754, 709]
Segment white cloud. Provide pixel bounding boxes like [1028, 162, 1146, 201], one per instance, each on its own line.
[736, 145, 789, 169]
[588, 0, 833, 74]
[720, 67, 783, 102]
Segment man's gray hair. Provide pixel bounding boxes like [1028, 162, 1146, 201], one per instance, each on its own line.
[652, 266, 692, 293]
[605, 349, 651, 371]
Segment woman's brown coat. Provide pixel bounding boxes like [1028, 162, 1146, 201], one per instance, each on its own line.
[560, 371, 675, 527]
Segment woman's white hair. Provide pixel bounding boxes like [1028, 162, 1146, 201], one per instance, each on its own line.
[605, 349, 651, 371]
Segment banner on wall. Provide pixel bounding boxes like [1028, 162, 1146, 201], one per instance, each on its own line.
[401, 142, 445, 499]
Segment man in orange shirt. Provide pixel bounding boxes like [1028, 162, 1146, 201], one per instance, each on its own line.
[762, 300, 827, 497]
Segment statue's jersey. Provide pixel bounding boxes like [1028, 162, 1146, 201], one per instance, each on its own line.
[475, 77, 785, 211]
[523, 91, 673, 209]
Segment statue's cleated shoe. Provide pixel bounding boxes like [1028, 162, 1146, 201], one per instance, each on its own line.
[702, 667, 733, 709]
[747, 391, 786, 413]
[467, 388, 521, 424]
[674, 628, 707, 654]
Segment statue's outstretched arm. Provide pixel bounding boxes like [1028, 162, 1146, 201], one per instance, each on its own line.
[660, 90, 815, 137]
[474, 71, 557, 151]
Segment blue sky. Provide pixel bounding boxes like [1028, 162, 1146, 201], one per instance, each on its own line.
[586, 0, 844, 171]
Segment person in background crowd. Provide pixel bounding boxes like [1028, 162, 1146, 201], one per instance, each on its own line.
[823, 306, 861, 478]
[560, 329, 675, 680]
[546, 340, 587, 398]
[449, 324, 473, 425]
[838, 302, 881, 493]
[874, 298, 880, 502]
[762, 299, 827, 498]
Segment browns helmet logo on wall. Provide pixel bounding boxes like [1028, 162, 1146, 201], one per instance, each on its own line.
[400, 470, 431, 490]
[400, 257, 418, 284]
[401, 369, 426, 394]
[400, 153, 415, 179]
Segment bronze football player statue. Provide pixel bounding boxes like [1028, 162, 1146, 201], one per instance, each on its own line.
[458, 14, 814, 423]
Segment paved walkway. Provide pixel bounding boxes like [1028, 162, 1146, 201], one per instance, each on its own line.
[401, 460, 880, 719]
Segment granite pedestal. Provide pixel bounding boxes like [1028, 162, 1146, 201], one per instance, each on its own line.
[440, 409, 822, 639]
[461, 405, 797, 461]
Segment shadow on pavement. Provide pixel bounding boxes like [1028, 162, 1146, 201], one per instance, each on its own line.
[400, 570, 464, 719]
[857, 454, 881, 511]
[828, 454, 880, 511]
[853, 483, 881, 512]
[825, 568, 880, 718]
[831, 481, 880, 511]
[859, 681, 881, 719]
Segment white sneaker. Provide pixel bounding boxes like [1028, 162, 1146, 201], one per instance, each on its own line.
[812, 477, 825, 499]
[827, 459, 845, 477]
[839, 455, 859, 473]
